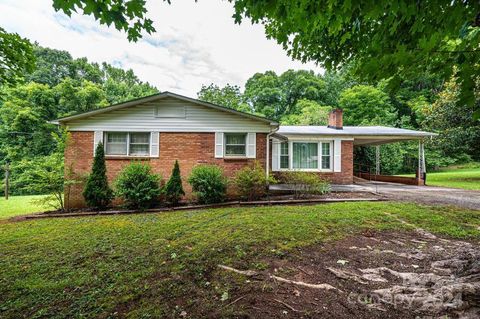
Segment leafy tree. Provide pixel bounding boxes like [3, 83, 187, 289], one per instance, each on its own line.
[243, 71, 283, 119]
[54, 78, 109, 115]
[83, 142, 114, 210]
[101, 62, 158, 104]
[0, 82, 58, 162]
[164, 160, 185, 206]
[280, 99, 331, 125]
[13, 153, 66, 211]
[26, 46, 74, 86]
[26, 46, 103, 86]
[52, 0, 155, 41]
[0, 27, 35, 86]
[421, 77, 480, 161]
[54, 1, 480, 115]
[322, 70, 356, 107]
[278, 69, 327, 114]
[198, 83, 250, 112]
[339, 85, 396, 125]
[387, 73, 444, 128]
[354, 143, 408, 175]
[0, 43, 160, 195]
[231, 0, 480, 117]
[243, 70, 334, 120]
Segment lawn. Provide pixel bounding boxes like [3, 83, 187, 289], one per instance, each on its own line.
[0, 195, 49, 220]
[402, 163, 480, 190]
[1, 202, 479, 318]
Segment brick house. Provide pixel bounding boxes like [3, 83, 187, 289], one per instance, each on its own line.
[54, 92, 436, 208]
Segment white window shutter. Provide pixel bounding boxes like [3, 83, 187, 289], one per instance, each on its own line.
[246, 133, 256, 158]
[333, 139, 342, 172]
[93, 131, 103, 154]
[215, 132, 224, 158]
[271, 140, 280, 171]
[150, 132, 159, 157]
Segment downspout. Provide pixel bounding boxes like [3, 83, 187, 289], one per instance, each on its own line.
[266, 126, 279, 181]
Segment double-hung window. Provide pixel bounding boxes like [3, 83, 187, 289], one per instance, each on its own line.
[105, 132, 150, 156]
[129, 133, 150, 156]
[224, 133, 247, 157]
[321, 142, 331, 169]
[280, 142, 289, 169]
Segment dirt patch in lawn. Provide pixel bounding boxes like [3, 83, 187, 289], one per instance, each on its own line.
[216, 229, 479, 318]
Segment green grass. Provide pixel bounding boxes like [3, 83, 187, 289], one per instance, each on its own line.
[0, 202, 479, 318]
[401, 163, 480, 190]
[0, 195, 49, 220]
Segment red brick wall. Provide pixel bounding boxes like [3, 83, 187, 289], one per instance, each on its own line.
[318, 140, 353, 184]
[65, 131, 267, 208]
[64, 131, 94, 209]
[356, 172, 424, 186]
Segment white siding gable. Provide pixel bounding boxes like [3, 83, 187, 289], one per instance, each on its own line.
[66, 97, 272, 133]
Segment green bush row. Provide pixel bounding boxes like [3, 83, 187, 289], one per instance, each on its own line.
[83, 144, 331, 210]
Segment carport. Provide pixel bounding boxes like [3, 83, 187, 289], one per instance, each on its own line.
[271, 122, 437, 186]
[351, 126, 437, 185]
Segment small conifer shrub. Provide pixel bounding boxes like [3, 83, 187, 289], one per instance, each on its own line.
[83, 142, 114, 210]
[164, 160, 185, 206]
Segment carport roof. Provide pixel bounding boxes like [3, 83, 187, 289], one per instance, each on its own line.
[276, 125, 437, 145]
[278, 125, 436, 137]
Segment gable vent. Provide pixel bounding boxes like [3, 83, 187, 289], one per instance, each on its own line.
[154, 104, 186, 118]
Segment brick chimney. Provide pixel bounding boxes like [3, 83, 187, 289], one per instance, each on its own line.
[328, 108, 343, 130]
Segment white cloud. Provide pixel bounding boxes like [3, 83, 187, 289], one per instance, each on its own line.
[0, 0, 323, 96]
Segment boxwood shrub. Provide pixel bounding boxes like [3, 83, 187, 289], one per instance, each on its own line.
[114, 162, 162, 210]
[188, 164, 227, 204]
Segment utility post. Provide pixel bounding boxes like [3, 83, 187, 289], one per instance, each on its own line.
[4, 162, 9, 200]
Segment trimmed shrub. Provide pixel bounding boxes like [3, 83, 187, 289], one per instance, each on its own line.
[279, 171, 331, 199]
[83, 142, 114, 210]
[233, 161, 275, 201]
[164, 160, 185, 206]
[114, 162, 161, 210]
[188, 164, 227, 204]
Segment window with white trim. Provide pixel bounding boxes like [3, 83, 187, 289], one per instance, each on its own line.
[129, 133, 150, 155]
[281, 141, 333, 171]
[105, 132, 150, 156]
[321, 142, 331, 169]
[280, 142, 289, 169]
[224, 133, 247, 156]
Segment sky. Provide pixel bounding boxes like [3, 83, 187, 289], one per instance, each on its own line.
[0, 0, 323, 96]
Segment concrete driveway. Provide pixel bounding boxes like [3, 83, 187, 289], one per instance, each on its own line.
[333, 182, 480, 210]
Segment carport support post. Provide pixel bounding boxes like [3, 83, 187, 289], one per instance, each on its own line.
[375, 145, 380, 175]
[418, 140, 426, 183]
